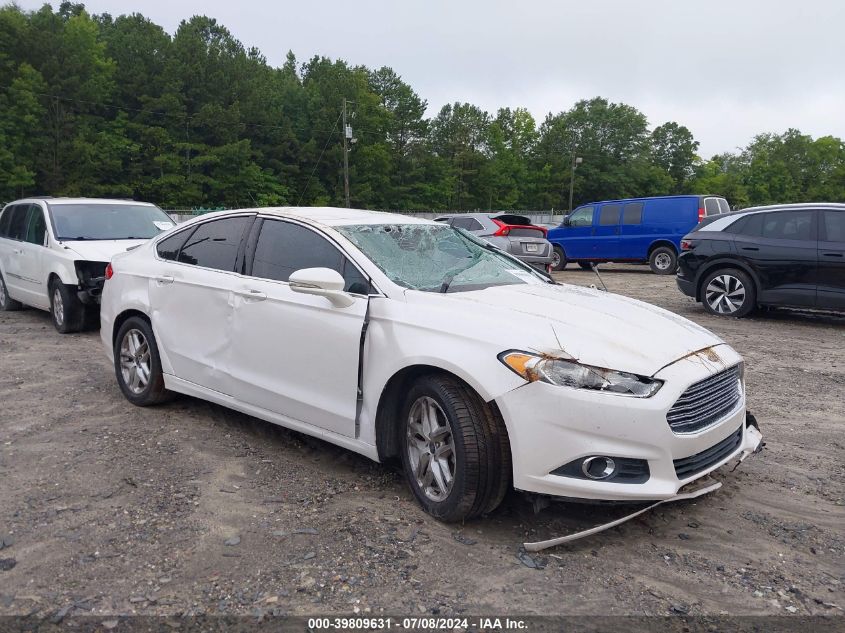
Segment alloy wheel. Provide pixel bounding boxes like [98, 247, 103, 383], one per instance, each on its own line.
[406, 396, 456, 502]
[705, 274, 746, 314]
[119, 328, 152, 394]
[53, 288, 64, 325]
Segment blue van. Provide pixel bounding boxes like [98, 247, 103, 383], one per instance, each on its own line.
[548, 194, 730, 274]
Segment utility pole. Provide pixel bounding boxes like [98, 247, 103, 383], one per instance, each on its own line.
[568, 149, 583, 213]
[342, 98, 351, 208]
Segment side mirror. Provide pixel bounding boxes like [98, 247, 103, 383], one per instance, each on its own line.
[289, 267, 355, 308]
[562, 216, 572, 227]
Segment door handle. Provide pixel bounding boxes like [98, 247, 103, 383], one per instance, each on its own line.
[155, 275, 174, 285]
[12, 248, 22, 255]
[741, 247, 760, 251]
[240, 289, 267, 301]
[821, 252, 843, 257]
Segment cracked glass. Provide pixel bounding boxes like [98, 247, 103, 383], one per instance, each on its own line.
[336, 223, 549, 293]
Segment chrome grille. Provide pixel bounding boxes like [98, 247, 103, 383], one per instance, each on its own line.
[667, 366, 742, 434]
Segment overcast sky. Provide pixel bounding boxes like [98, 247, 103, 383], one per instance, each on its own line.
[18, 0, 845, 158]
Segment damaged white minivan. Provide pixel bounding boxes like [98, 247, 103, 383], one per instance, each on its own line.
[100, 208, 762, 521]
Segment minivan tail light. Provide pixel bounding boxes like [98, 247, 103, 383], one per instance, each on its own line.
[105, 263, 114, 280]
[697, 207, 705, 222]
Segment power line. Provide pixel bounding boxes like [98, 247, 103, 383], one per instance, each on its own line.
[296, 109, 344, 206]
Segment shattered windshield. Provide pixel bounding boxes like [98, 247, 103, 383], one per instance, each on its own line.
[336, 223, 549, 293]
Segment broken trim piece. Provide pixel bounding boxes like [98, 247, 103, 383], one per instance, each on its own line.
[523, 480, 723, 551]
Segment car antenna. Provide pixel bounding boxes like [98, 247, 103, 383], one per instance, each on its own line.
[590, 262, 608, 292]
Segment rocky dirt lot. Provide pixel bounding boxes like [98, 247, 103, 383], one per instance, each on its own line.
[0, 265, 843, 620]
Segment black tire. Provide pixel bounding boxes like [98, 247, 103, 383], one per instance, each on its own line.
[551, 245, 567, 271]
[648, 245, 678, 275]
[700, 268, 756, 318]
[400, 374, 510, 522]
[114, 316, 174, 406]
[0, 272, 22, 311]
[578, 262, 594, 271]
[49, 278, 84, 333]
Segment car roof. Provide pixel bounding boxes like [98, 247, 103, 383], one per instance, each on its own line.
[739, 202, 845, 212]
[10, 197, 158, 206]
[228, 206, 434, 228]
[578, 194, 724, 206]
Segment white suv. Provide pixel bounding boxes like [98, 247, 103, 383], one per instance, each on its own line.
[0, 197, 175, 332]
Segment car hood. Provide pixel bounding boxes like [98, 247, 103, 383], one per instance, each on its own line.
[61, 239, 150, 262]
[424, 282, 725, 377]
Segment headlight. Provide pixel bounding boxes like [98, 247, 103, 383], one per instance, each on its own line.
[498, 351, 663, 398]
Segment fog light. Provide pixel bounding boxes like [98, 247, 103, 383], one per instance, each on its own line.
[581, 456, 616, 480]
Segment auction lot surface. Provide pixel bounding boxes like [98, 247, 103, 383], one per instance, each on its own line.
[1, 265, 843, 618]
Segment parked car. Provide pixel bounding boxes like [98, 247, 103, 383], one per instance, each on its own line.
[548, 195, 730, 274]
[100, 207, 761, 522]
[434, 213, 553, 271]
[677, 203, 845, 317]
[0, 197, 175, 332]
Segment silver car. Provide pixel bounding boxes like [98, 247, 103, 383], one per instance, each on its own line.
[434, 213, 553, 271]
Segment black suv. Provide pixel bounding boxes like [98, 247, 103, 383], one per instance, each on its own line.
[676, 203, 845, 317]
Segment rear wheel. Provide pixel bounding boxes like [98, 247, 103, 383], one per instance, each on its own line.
[551, 245, 567, 271]
[0, 273, 22, 311]
[701, 269, 756, 318]
[400, 374, 510, 522]
[49, 279, 84, 333]
[114, 316, 174, 406]
[649, 246, 678, 275]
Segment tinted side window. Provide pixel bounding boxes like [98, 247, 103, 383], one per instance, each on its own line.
[761, 211, 813, 241]
[251, 220, 369, 294]
[822, 211, 845, 242]
[157, 228, 194, 261]
[451, 217, 484, 231]
[704, 198, 721, 216]
[25, 205, 47, 245]
[599, 204, 621, 225]
[7, 205, 30, 240]
[568, 206, 594, 227]
[622, 202, 643, 225]
[177, 217, 251, 271]
[0, 206, 16, 237]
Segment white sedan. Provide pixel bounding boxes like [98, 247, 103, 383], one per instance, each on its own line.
[100, 207, 762, 521]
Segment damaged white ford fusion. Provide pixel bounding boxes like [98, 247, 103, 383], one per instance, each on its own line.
[100, 208, 763, 522]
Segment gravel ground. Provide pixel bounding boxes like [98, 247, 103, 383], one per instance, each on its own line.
[0, 264, 843, 619]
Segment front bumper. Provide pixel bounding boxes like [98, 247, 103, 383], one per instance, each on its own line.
[495, 345, 761, 501]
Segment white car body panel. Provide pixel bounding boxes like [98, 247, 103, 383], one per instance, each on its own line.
[100, 206, 759, 503]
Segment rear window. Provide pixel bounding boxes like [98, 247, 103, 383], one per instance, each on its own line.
[718, 199, 730, 213]
[704, 198, 722, 216]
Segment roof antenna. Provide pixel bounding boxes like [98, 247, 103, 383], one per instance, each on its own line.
[589, 262, 608, 292]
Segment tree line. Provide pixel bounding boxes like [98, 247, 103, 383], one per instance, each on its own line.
[1, 2, 843, 210]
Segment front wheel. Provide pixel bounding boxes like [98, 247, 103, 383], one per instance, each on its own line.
[49, 279, 84, 333]
[114, 316, 174, 406]
[551, 245, 567, 271]
[400, 374, 510, 522]
[701, 269, 756, 318]
[648, 246, 678, 275]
